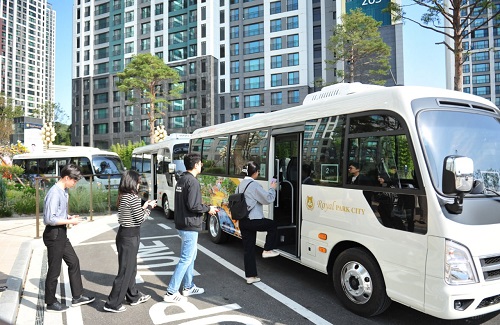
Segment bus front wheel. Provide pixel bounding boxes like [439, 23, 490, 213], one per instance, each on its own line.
[332, 247, 391, 317]
[208, 213, 228, 244]
[162, 196, 173, 219]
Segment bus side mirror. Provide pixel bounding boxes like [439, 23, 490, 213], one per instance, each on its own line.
[168, 163, 176, 174]
[442, 156, 474, 214]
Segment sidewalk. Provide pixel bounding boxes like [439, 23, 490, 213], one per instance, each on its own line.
[0, 214, 118, 325]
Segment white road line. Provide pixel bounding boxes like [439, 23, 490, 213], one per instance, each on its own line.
[197, 244, 334, 325]
[158, 223, 171, 230]
[62, 264, 84, 325]
[75, 235, 179, 246]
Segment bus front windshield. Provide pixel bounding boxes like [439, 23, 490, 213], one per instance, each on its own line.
[92, 155, 125, 177]
[418, 110, 500, 193]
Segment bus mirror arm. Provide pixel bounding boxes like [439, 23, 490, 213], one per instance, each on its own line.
[442, 155, 474, 214]
[168, 163, 176, 174]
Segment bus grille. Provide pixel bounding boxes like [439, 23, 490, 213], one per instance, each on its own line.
[480, 255, 500, 281]
[477, 294, 500, 309]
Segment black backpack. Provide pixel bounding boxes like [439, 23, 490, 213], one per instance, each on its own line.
[228, 182, 253, 220]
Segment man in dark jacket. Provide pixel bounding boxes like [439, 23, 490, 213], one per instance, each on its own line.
[164, 153, 218, 303]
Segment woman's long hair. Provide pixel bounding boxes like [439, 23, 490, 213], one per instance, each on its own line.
[116, 170, 141, 207]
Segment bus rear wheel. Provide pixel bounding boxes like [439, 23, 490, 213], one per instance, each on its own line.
[162, 196, 173, 219]
[332, 247, 391, 317]
[208, 213, 228, 244]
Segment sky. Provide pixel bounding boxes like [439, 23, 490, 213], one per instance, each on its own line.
[50, 2, 447, 120]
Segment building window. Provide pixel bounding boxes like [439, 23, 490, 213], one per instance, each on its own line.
[125, 121, 134, 132]
[270, 1, 281, 14]
[271, 55, 282, 68]
[231, 96, 240, 108]
[271, 74, 282, 87]
[288, 71, 299, 85]
[287, 34, 299, 48]
[231, 61, 240, 73]
[270, 37, 282, 50]
[244, 94, 264, 107]
[231, 78, 240, 91]
[288, 90, 300, 103]
[231, 43, 240, 55]
[287, 16, 299, 29]
[243, 40, 264, 54]
[244, 58, 264, 72]
[287, 53, 299, 66]
[113, 122, 120, 133]
[231, 113, 239, 121]
[243, 5, 263, 19]
[271, 92, 282, 105]
[244, 76, 264, 90]
[287, 0, 298, 11]
[270, 19, 282, 32]
[243, 22, 264, 37]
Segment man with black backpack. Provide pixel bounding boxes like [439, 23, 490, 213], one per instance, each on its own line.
[237, 161, 279, 285]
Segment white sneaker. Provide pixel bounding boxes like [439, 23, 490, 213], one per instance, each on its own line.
[182, 285, 205, 296]
[262, 250, 279, 258]
[163, 291, 187, 303]
[246, 277, 261, 284]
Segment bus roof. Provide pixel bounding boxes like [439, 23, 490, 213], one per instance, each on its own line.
[192, 83, 498, 139]
[13, 146, 119, 160]
[132, 133, 191, 155]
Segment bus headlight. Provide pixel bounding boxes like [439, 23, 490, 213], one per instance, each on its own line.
[444, 240, 478, 285]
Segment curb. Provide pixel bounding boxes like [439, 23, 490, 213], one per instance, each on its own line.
[0, 240, 34, 325]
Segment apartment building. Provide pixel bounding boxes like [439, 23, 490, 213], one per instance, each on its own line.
[0, 0, 56, 117]
[445, 0, 500, 107]
[71, 0, 403, 148]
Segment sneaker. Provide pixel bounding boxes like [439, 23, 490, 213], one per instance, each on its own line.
[182, 285, 204, 297]
[103, 304, 127, 313]
[163, 291, 187, 303]
[130, 294, 151, 306]
[246, 277, 261, 284]
[72, 295, 95, 307]
[262, 250, 279, 258]
[46, 301, 68, 313]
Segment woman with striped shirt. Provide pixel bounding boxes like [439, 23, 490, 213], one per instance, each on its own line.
[104, 170, 156, 313]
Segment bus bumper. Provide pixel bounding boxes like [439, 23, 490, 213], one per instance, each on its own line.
[424, 275, 500, 319]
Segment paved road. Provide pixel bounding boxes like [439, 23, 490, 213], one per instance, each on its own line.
[9, 210, 500, 324]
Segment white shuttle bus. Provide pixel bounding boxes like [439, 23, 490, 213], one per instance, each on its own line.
[190, 83, 500, 320]
[131, 133, 191, 218]
[12, 145, 125, 188]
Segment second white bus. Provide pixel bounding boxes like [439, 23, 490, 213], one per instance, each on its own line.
[131, 133, 191, 218]
[190, 83, 500, 320]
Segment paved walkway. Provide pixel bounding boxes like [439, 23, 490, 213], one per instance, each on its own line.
[0, 215, 117, 325]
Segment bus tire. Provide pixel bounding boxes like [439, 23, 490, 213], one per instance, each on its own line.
[208, 213, 228, 244]
[332, 247, 391, 317]
[162, 196, 173, 219]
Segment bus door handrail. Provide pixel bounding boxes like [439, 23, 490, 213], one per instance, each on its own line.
[281, 179, 294, 225]
[274, 159, 280, 208]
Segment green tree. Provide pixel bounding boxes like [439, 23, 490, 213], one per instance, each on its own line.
[54, 122, 71, 145]
[110, 140, 145, 170]
[326, 9, 391, 85]
[0, 95, 24, 146]
[389, 0, 499, 91]
[117, 53, 180, 144]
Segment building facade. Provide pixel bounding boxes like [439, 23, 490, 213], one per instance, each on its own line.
[0, 0, 56, 116]
[71, 0, 404, 148]
[445, 0, 500, 107]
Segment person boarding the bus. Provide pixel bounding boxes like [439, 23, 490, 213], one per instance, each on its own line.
[164, 153, 219, 303]
[104, 170, 156, 313]
[238, 161, 279, 285]
[42, 164, 95, 312]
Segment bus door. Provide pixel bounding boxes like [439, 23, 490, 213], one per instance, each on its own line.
[273, 132, 301, 257]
